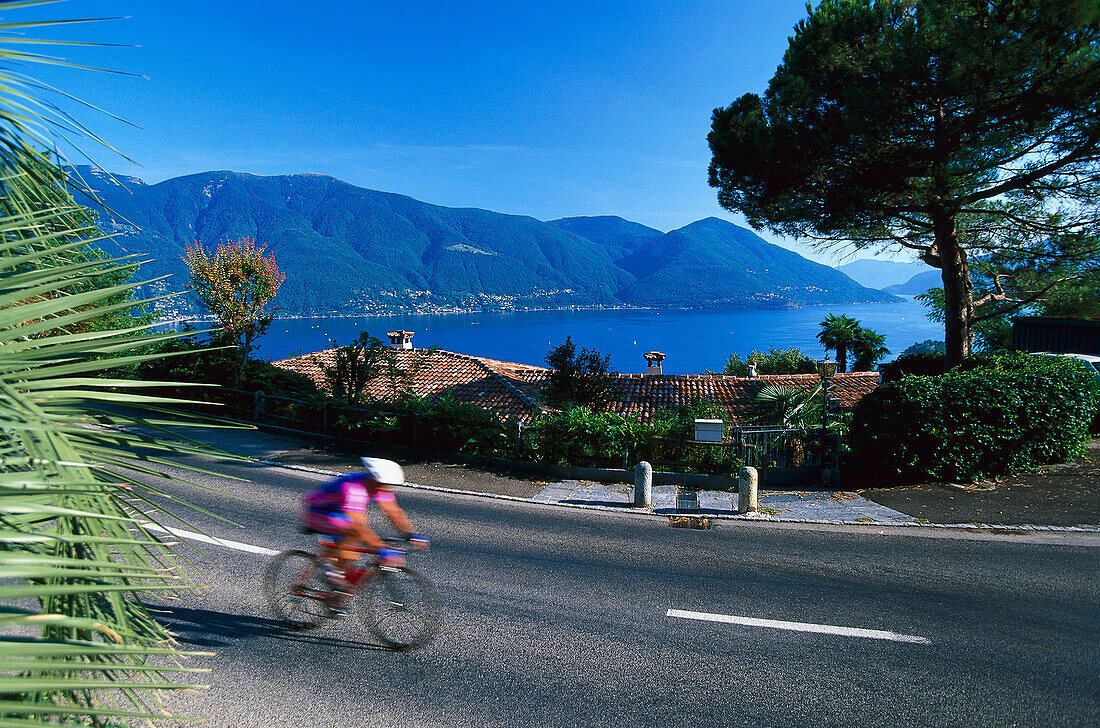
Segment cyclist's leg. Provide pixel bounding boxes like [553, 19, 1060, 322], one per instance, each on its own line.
[303, 510, 354, 576]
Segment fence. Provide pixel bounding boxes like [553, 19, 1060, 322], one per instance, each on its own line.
[175, 386, 830, 481]
[732, 426, 825, 469]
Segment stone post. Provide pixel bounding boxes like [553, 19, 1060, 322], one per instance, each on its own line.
[634, 461, 652, 507]
[738, 466, 758, 514]
[253, 390, 265, 423]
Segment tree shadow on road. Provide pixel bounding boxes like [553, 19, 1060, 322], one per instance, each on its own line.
[151, 604, 390, 652]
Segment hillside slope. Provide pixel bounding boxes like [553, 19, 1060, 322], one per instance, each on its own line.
[614, 218, 896, 308]
[883, 270, 943, 295]
[76, 168, 895, 315]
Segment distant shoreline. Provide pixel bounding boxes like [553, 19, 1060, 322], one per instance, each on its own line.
[170, 297, 901, 324]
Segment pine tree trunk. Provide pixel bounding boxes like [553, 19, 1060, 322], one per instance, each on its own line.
[935, 213, 974, 368]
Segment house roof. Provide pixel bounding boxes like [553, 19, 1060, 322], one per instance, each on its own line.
[273, 348, 880, 425]
[275, 348, 547, 422]
[506, 369, 879, 423]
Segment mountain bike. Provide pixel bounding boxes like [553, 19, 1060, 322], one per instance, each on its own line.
[263, 537, 439, 650]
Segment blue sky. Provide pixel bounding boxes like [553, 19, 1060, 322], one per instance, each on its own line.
[27, 1, 908, 263]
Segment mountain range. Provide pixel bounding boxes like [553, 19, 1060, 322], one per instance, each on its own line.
[75, 167, 897, 316]
[883, 270, 943, 296]
[837, 259, 934, 290]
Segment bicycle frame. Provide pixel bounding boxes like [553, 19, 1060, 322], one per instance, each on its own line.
[294, 540, 402, 601]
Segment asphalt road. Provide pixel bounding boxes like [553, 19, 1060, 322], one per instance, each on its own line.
[137, 453, 1100, 728]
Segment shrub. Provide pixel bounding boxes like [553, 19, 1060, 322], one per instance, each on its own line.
[641, 399, 743, 476]
[524, 407, 646, 467]
[133, 334, 321, 401]
[879, 352, 947, 382]
[848, 351, 1100, 484]
[331, 395, 513, 458]
[402, 395, 513, 457]
[720, 347, 818, 376]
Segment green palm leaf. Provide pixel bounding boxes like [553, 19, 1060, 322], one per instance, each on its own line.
[0, 3, 234, 724]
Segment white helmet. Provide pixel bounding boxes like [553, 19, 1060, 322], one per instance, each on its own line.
[360, 457, 404, 486]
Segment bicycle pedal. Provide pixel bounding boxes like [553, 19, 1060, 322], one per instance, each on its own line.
[380, 565, 401, 573]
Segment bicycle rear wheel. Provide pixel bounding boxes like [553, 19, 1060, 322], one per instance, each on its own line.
[264, 550, 330, 630]
[357, 566, 440, 650]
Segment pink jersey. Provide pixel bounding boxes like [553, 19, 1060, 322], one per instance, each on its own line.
[301, 473, 396, 535]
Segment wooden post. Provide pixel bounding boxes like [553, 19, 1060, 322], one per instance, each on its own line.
[253, 390, 265, 423]
[322, 401, 330, 436]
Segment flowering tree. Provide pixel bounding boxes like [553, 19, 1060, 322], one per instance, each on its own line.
[183, 237, 285, 382]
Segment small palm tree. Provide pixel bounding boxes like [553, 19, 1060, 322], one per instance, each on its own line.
[816, 314, 860, 372]
[850, 327, 890, 371]
[753, 383, 823, 429]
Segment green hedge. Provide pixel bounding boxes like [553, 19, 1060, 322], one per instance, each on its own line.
[522, 402, 743, 476]
[333, 395, 514, 458]
[848, 351, 1100, 484]
[523, 407, 648, 468]
[879, 352, 947, 382]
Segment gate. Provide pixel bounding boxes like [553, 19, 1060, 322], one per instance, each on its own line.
[732, 426, 824, 469]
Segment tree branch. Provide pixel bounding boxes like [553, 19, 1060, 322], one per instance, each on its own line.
[972, 273, 1083, 320]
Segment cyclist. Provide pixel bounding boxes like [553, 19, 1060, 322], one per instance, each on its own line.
[301, 457, 428, 611]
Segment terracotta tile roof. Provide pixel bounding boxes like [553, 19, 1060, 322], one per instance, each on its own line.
[274, 348, 880, 426]
[274, 348, 547, 422]
[605, 371, 878, 424]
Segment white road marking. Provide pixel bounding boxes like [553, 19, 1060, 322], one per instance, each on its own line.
[667, 608, 932, 644]
[144, 524, 280, 556]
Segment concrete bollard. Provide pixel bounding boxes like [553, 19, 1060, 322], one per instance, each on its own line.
[634, 461, 653, 507]
[738, 466, 758, 514]
[253, 390, 265, 423]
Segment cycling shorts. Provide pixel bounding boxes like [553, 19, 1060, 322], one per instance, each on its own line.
[302, 509, 354, 539]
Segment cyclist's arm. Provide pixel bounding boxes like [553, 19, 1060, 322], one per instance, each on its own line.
[348, 510, 388, 552]
[376, 497, 415, 536]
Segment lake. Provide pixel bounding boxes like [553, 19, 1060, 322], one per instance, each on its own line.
[253, 297, 940, 376]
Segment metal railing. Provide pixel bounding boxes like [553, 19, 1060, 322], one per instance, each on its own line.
[732, 426, 824, 469]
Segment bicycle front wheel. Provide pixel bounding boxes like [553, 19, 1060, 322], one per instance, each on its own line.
[264, 549, 330, 630]
[357, 566, 440, 650]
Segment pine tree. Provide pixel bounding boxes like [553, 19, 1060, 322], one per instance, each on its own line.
[709, 0, 1100, 366]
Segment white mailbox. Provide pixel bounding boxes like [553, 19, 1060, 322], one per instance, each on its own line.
[694, 419, 724, 443]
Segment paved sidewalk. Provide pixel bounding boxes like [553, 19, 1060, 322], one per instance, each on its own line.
[126, 417, 1098, 531]
[178, 424, 917, 524]
[530, 480, 917, 524]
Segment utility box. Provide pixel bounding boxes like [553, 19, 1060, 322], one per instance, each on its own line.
[694, 419, 724, 443]
[675, 486, 700, 513]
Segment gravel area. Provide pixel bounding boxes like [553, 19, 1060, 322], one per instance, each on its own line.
[860, 439, 1100, 528]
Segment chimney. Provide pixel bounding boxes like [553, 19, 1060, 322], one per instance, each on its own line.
[386, 330, 414, 349]
[643, 351, 665, 376]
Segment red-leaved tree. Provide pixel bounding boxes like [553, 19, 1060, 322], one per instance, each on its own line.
[183, 237, 285, 383]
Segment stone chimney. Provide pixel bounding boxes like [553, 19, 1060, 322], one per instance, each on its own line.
[386, 330, 414, 350]
[643, 351, 665, 376]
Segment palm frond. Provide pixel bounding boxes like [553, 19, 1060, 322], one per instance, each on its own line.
[0, 7, 231, 722]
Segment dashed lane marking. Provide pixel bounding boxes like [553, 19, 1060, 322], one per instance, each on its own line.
[667, 608, 931, 644]
[144, 524, 280, 556]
